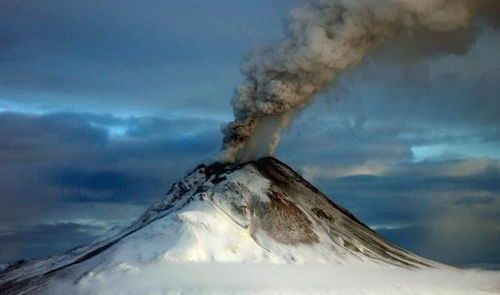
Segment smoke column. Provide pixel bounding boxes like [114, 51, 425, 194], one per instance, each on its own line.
[221, 0, 499, 163]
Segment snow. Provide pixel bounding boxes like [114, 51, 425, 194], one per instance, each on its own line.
[228, 166, 272, 203]
[2, 158, 500, 295]
[106, 201, 274, 265]
[46, 264, 500, 295]
[36, 190, 500, 295]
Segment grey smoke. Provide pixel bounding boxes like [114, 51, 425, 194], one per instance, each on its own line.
[221, 0, 500, 163]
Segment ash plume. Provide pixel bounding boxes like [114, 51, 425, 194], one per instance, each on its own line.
[220, 0, 500, 163]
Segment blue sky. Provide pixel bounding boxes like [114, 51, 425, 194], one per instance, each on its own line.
[0, 0, 500, 269]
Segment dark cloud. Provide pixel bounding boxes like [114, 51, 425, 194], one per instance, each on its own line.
[379, 224, 500, 267]
[54, 170, 136, 192]
[330, 172, 500, 195]
[51, 169, 160, 203]
[0, 111, 220, 239]
[0, 223, 104, 264]
[475, 0, 500, 27]
[453, 195, 496, 205]
[0, 0, 299, 115]
[0, 112, 108, 162]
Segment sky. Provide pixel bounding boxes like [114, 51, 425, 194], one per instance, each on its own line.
[0, 0, 499, 269]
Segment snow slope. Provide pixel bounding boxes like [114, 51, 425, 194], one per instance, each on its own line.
[0, 157, 499, 295]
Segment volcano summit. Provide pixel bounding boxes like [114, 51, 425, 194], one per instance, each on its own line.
[1, 157, 498, 295]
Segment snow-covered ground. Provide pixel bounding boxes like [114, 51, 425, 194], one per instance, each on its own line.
[46, 263, 500, 295]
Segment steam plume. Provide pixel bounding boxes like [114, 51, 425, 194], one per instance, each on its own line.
[221, 0, 499, 163]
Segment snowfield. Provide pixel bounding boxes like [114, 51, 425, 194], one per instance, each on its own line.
[47, 264, 500, 295]
[1, 157, 499, 295]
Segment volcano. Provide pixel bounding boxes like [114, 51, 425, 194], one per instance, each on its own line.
[1, 157, 498, 295]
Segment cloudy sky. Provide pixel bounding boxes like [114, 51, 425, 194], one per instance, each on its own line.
[0, 0, 499, 269]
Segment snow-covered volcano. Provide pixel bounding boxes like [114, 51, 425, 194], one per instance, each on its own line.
[1, 157, 499, 295]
